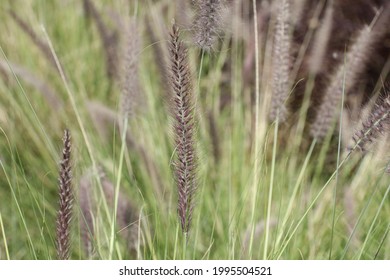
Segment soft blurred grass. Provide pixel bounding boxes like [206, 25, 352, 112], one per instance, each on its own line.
[0, 0, 389, 260]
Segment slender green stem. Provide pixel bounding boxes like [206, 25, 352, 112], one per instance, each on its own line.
[248, 0, 261, 258]
[330, 60, 347, 259]
[109, 117, 129, 259]
[358, 184, 390, 259]
[275, 139, 316, 250]
[0, 213, 10, 260]
[264, 118, 278, 259]
[276, 150, 352, 259]
[374, 223, 390, 260]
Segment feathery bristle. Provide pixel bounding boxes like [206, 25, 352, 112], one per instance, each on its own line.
[168, 23, 197, 234]
[269, 0, 291, 122]
[308, 0, 333, 75]
[310, 15, 385, 140]
[193, 0, 224, 51]
[56, 129, 73, 260]
[352, 95, 390, 151]
[120, 18, 141, 120]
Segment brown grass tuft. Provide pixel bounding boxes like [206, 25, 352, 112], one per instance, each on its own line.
[55, 129, 73, 260]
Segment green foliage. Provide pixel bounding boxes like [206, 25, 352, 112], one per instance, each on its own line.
[0, 0, 388, 260]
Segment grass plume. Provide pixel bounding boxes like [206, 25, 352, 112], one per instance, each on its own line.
[310, 6, 390, 140]
[55, 129, 73, 260]
[192, 0, 224, 51]
[120, 18, 141, 120]
[353, 94, 390, 151]
[269, 0, 291, 122]
[168, 23, 197, 235]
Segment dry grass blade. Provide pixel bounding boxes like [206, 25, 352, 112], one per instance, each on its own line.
[168, 23, 197, 234]
[56, 129, 73, 260]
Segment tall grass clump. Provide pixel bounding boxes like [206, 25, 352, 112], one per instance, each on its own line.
[168, 23, 197, 235]
[0, 0, 389, 261]
[310, 7, 389, 140]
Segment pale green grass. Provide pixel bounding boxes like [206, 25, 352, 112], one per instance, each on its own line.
[0, 0, 388, 260]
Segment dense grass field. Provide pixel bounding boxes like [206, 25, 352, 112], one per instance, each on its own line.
[0, 0, 389, 260]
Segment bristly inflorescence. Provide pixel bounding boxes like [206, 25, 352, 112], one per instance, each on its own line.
[168, 23, 197, 234]
[353, 95, 390, 151]
[56, 129, 73, 260]
[269, 0, 291, 123]
[310, 5, 390, 140]
[310, 24, 375, 140]
[120, 18, 141, 120]
[192, 0, 224, 51]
